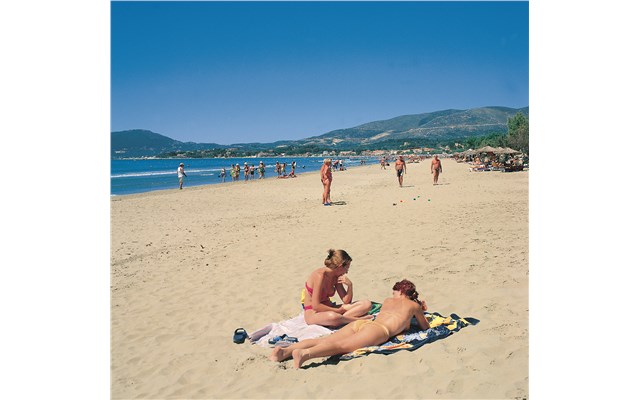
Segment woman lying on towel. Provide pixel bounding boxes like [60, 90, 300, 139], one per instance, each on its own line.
[301, 249, 373, 327]
[274, 279, 430, 368]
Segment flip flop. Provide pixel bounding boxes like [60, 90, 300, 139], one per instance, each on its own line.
[268, 334, 297, 345]
[275, 336, 299, 345]
[233, 328, 248, 344]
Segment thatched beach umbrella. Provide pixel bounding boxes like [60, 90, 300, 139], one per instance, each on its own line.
[499, 147, 521, 154]
[475, 145, 499, 153]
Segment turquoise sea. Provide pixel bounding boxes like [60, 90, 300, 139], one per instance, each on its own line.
[111, 156, 376, 195]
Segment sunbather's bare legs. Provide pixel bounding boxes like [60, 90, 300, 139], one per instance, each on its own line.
[291, 323, 389, 368]
[303, 300, 373, 327]
[304, 310, 373, 328]
[270, 320, 390, 368]
[270, 320, 361, 362]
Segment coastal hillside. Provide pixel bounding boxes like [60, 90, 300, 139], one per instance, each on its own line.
[301, 106, 529, 147]
[111, 129, 226, 158]
[111, 106, 528, 158]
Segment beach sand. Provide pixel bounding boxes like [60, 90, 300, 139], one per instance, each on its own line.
[111, 159, 528, 399]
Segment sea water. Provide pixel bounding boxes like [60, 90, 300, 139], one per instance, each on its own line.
[111, 157, 375, 195]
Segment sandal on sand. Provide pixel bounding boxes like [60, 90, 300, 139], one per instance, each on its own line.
[233, 328, 248, 344]
[274, 336, 299, 346]
[268, 334, 298, 345]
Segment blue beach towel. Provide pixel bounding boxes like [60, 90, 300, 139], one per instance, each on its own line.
[339, 311, 479, 360]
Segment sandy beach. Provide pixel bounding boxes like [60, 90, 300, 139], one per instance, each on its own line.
[111, 158, 528, 399]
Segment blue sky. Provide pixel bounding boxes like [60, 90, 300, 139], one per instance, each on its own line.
[111, 1, 529, 144]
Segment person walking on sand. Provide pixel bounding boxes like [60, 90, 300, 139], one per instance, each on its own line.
[320, 158, 333, 206]
[258, 161, 265, 179]
[431, 155, 443, 185]
[271, 279, 429, 369]
[395, 155, 407, 187]
[250, 164, 255, 180]
[299, 249, 373, 328]
[177, 163, 187, 189]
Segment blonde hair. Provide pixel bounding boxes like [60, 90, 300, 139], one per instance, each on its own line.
[323, 158, 332, 164]
[324, 249, 352, 269]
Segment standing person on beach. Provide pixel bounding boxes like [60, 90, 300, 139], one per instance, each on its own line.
[220, 168, 226, 182]
[431, 155, 443, 185]
[177, 163, 186, 189]
[380, 157, 386, 169]
[300, 249, 373, 328]
[273, 279, 429, 368]
[250, 164, 255, 180]
[320, 158, 333, 206]
[258, 161, 265, 179]
[275, 161, 281, 177]
[244, 162, 250, 181]
[235, 164, 241, 182]
[395, 155, 407, 187]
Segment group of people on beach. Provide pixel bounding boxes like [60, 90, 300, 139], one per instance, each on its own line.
[269, 248, 430, 369]
[391, 154, 443, 187]
[275, 160, 297, 178]
[223, 162, 257, 182]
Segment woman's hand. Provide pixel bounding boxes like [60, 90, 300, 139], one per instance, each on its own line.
[337, 275, 352, 287]
[420, 300, 427, 311]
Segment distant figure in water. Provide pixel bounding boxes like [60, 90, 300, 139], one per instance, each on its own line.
[270, 279, 429, 369]
[219, 168, 226, 182]
[177, 163, 186, 189]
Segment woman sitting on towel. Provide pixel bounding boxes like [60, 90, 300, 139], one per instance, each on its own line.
[301, 249, 373, 327]
[272, 279, 430, 368]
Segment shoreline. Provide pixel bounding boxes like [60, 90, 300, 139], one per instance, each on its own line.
[110, 157, 379, 197]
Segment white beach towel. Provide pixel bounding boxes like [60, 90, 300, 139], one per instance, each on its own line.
[249, 312, 333, 347]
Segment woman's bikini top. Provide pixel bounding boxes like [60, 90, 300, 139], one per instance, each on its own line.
[302, 281, 336, 310]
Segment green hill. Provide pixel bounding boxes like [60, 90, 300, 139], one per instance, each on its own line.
[111, 129, 225, 158]
[302, 106, 529, 147]
[111, 106, 529, 158]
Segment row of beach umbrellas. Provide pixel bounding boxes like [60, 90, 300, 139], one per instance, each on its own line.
[458, 146, 521, 156]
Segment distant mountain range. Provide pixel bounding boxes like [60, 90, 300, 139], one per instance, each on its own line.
[111, 106, 528, 158]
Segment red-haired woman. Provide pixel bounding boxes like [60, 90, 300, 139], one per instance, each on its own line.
[273, 279, 430, 368]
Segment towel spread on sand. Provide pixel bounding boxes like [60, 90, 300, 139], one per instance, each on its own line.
[339, 311, 479, 360]
[249, 313, 333, 347]
[249, 309, 478, 357]
[249, 302, 382, 347]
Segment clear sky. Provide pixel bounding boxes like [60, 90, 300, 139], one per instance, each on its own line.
[111, 1, 529, 144]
